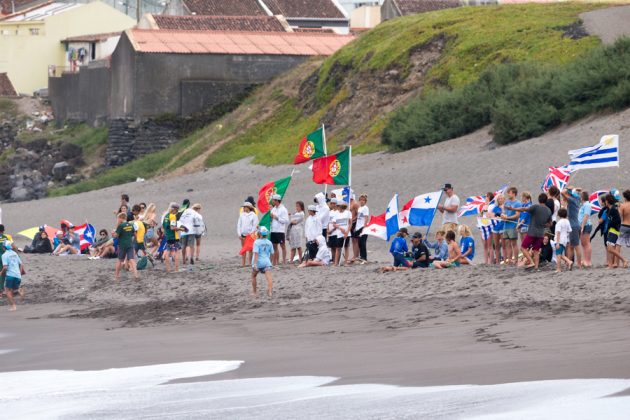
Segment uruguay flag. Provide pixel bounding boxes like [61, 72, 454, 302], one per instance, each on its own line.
[385, 194, 400, 240]
[568, 135, 619, 170]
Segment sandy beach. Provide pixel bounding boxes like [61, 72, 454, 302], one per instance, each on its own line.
[1, 106, 630, 401]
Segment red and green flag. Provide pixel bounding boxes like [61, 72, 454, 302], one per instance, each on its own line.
[239, 232, 257, 255]
[257, 176, 292, 214]
[258, 212, 272, 232]
[294, 126, 326, 164]
[312, 148, 351, 185]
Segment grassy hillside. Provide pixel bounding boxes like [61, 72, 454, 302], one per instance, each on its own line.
[52, 2, 608, 196]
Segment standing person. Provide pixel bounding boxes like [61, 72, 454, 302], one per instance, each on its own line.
[333, 200, 352, 266]
[270, 194, 289, 266]
[546, 186, 561, 233]
[288, 201, 305, 263]
[314, 192, 330, 238]
[132, 209, 147, 258]
[517, 192, 532, 256]
[142, 203, 160, 255]
[251, 227, 274, 298]
[578, 191, 593, 268]
[501, 187, 521, 265]
[113, 212, 139, 281]
[1, 241, 23, 311]
[304, 205, 321, 260]
[438, 183, 460, 234]
[562, 188, 583, 268]
[349, 195, 360, 262]
[618, 190, 630, 250]
[554, 208, 574, 273]
[604, 193, 628, 269]
[0, 225, 12, 292]
[491, 194, 506, 265]
[162, 203, 183, 273]
[191, 203, 205, 262]
[327, 198, 340, 261]
[178, 204, 198, 265]
[237, 202, 258, 267]
[505, 193, 551, 270]
[354, 194, 370, 263]
[479, 192, 495, 265]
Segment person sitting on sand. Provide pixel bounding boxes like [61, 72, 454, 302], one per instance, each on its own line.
[458, 224, 475, 265]
[237, 201, 259, 267]
[53, 225, 81, 256]
[424, 230, 448, 263]
[113, 212, 139, 281]
[380, 232, 430, 272]
[299, 235, 331, 267]
[304, 205, 322, 260]
[604, 193, 628, 269]
[431, 231, 463, 269]
[252, 226, 274, 298]
[23, 228, 53, 254]
[389, 228, 410, 269]
[1, 241, 24, 311]
[88, 229, 110, 258]
[539, 233, 554, 265]
[505, 193, 551, 270]
[554, 208, 574, 273]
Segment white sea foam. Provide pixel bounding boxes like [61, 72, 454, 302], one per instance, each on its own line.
[0, 361, 629, 419]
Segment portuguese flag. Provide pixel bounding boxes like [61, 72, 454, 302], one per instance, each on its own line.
[257, 176, 292, 214]
[312, 148, 351, 185]
[294, 126, 326, 164]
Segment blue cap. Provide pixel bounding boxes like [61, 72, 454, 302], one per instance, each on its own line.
[611, 188, 622, 202]
[259, 226, 269, 236]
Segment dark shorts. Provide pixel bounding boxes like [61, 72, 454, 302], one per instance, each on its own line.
[181, 235, 196, 249]
[412, 260, 429, 269]
[569, 228, 580, 247]
[607, 231, 619, 247]
[166, 239, 181, 252]
[5, 276, 21, 290]
[393, 253, 412, 268]
[270, 232, 285, 245]
[352, 226, 363, 239]
[194, 234, 202, 240]
[582, 224, 592, 235]
[253, 265, 272, 274]
[118, 247, 135, 261]
[134, 242, 145, 252]
[555, 244, 566, 255]
[333, 236, 350, 248]
[522, 235, 543, 251]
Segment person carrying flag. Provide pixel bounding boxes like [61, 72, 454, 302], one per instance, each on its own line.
[270, 194, 289, 266]
[438, 184, 460, 234]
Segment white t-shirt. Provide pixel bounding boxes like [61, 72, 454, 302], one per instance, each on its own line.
[270, 204, 289, 233]
[328, 209, 339, 236]
[315, 245, 331, 265]
[443, 194, 460, 224]
[334, 210, 352, 238]
[555, 218, 572, 246]
[551, 199, 560, 222]
[356, 205, 370, 231]
[179, 208, 196, 236]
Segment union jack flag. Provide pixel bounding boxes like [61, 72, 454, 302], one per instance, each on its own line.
[589, 190, 608, 215]
[458, 184, 509, 217]
[541, 166, 573, 192]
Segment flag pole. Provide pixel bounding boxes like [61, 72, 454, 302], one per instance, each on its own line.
[348, 146, 352, 189]
[323, 125, 328, 197]
[425, 190, 444, 239]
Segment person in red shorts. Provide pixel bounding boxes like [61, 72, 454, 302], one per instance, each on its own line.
[505, 193, 551, 270]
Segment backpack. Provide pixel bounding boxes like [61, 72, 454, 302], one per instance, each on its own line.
[136, 256, 148, 270]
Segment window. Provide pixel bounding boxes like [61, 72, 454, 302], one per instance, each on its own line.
[29, 28, 39, 35]
[1, 30, 10, 36]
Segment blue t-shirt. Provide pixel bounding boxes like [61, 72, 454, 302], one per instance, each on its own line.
[518, 201, 532, 231]
[503, 200, 521, 230]
[492, 206, 504, 232]
[253, 238, 274, 269]
[2, 249, 22, 279]
[578, 202, 592, 226]
[389, 236, 408, 256]
[424, 239, 448, 261]
[460, 236, 475, 260]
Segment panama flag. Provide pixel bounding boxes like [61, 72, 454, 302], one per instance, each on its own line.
[364, 213, 387, 240]
[294, 126, 326, 164]
[589, 190, 608, 215]
[568, 135, 619, 170]
[541, 166, 573, 192]
[399, 191, 441, 227]
[75, 223, 96, 251]
[385, 194, 400, 240]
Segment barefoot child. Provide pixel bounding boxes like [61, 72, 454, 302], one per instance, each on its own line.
[432, 231, 463, 269]
[458, 224, 475, 264]
[1, 241, 24, 311]
[252, 227, 274, 297]
[554, 208, 573, 272]
[113, 212, 139, 281]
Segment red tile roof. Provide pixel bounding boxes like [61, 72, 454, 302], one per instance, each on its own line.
[153, 15, 287, 32]
[127, 29, 354, 56]
[0, 73, 17, 96]
[61, 31, 122, 43]
[263, 0, 346, 19]
[183, 0, 267, 16]
[0, 0, 43, 15]
[393, 0, 460, 16]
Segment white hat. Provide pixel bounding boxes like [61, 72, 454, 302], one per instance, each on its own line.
[272, 194, 282, 201]
[243, 201, 254, 208]
[307, 205, 318, 212]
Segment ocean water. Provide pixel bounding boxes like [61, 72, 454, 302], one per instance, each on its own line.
[1, 360, 629, 419]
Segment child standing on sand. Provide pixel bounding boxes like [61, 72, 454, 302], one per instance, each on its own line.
[1, 241, 23, 311]
[252, 227, 274, 298]
[554, 208, 573, 273]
